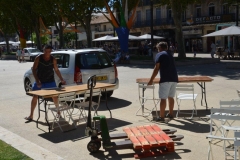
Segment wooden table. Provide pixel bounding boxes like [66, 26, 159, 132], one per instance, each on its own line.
[27, 83, 115, 132]
[136, 76, 213, 110]
[123, 124, 176, 158]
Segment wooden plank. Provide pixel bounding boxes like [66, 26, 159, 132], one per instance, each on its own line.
[123, 127, 134, 138]
[136, 135, 150, 149]
[130, 127, 142, 137]
[129, 136, 142, 149]
[136, 76, 213, 84]
[144, 135, 158, 147]
[151, 124, 163, 133]
[151, 133, 166, 146]
[160, 133, 174, 143]
[143, 125, 157, 134]
[137, 126, 150, 136]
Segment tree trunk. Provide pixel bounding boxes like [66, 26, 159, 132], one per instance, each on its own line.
[85, 18, 92, 48]
[170, 0, 186, 59]
[34, 17, 42, 50]
[58, 17, 64, 49]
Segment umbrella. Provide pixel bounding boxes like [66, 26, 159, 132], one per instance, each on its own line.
[0, 41, 16, 45]
[92, 35, 114, 41]
[138, 34, 164, 40]
[26, 40, 34, 44]
[202, 25, 240, 37]
[108, 35, 140, 41]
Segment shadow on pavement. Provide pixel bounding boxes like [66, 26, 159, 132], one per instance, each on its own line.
[95, 97, 132, 111]
[38, 118, 132, 143]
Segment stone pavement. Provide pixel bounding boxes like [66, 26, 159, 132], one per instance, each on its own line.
[0, 55, 239, 160]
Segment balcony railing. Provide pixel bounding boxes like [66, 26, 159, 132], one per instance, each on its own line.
[133, 18, 174, 28]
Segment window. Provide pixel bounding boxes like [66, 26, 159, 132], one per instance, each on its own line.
[156, 8, 161, 20]
[95, 25, 98, 31]
[182, 11, 186, 21]
[167, 9, 172, 18]
[156, 8, 161, 25]
[196, 5, 201, 17]
[52, 54, 70, 68]
[53, 30, 58, 35]
[103, 25, 106, 31]
[146, 9, 151, 25]
[76, 52, 112, 69]
[136, 11, 141, 24]
[209, 3, 215, 16]
[222, 3, 229, 14]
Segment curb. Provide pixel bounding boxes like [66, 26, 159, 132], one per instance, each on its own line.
[0, 126, 63, 160]
[1, 55, 17, 60]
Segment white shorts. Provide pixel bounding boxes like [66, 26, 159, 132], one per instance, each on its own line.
[159, 82, 177, 99]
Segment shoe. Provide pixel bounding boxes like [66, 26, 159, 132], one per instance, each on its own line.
[24, 117, 33, 121]
[156, 117, 165, 122]
[165, 113, 174, 119]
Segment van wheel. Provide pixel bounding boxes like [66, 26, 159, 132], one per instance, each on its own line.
[101, 91, 113, 98]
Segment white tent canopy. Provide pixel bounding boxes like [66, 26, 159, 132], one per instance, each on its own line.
[92, 35, 114, 41]
[202, 25, 240, 37]
[138, 34, 164, 40]
[0, 41, 16, 45]
[108, 35, 140, 41]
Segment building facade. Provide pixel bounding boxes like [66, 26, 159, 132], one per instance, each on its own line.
[131, 0, 240, 52]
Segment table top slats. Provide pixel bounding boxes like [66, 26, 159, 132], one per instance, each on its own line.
[151, 124, 163, 133]
[27, 83, 115, 98]
[136, 76, 213, 84]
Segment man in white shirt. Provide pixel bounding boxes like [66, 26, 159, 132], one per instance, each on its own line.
[210, 41, 216, 58]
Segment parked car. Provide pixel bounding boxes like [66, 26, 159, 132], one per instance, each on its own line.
[23, 48, 119, 97]
[21, 48, 43, 61]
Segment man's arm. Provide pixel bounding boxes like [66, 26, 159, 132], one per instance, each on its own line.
[148, 63, 160, 85]
[32, 56, 40, 84]
[53, 58, 66, 84]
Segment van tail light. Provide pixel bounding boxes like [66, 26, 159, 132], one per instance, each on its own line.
[74, 66, 82, 83]
[114, 63, 118, 78]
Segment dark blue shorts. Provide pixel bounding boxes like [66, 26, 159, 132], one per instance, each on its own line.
[32, 81, 57, 91]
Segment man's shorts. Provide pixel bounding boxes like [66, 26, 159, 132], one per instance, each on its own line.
[159, 82, 177, 99]
[32, 81, 57, 91]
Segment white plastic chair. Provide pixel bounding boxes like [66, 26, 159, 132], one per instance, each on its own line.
[207, 108, 240, 160]
[234, 131, 240, 160]
[48, 92, 77, 132]
[207, 100, 240, 138]
[175, 84, 198, 119]
[136, 84, 159, 118]
[74, 88, 101, 121]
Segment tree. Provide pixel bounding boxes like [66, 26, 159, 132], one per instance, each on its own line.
[56, 32, 76, 48]
[62, 0, 107, 48]
[32, 33, 49, 45]
[156, 0, 200, 58]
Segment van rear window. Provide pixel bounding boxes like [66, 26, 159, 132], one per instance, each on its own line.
[76, 52, 112, 69]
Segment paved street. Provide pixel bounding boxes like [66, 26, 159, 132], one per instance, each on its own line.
[0, 58, 240, 160]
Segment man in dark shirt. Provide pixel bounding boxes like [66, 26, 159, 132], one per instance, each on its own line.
[25, 45, 66, 121]
[148, 42, 178, 122]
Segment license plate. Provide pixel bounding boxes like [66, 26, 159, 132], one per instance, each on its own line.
[96, 76, 107, 81]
